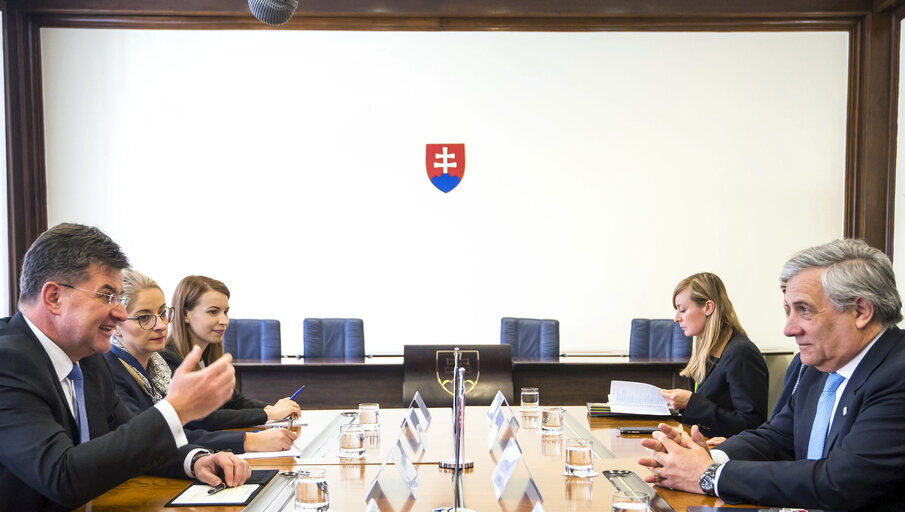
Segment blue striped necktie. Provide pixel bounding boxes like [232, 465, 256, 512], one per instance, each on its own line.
[67, 363, 91, 444]
[806, 372, 844, 460]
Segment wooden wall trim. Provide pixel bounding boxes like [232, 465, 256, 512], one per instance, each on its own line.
[2, 0, 900, 310]
[4, 6, 46, 311]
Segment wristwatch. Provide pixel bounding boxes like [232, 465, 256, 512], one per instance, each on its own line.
[698, 462, 721, 497]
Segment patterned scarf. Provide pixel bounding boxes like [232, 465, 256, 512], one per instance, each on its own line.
[110, 337, 171, 403]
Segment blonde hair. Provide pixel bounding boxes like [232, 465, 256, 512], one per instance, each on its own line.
[119, 269, 162, 313]
[167, 275, 229, 369]
[673, 272, 746, 383]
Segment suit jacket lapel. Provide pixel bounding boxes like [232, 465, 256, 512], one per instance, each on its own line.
[9, 312, 82, 440]
[794, 367, 825, 458]
[823, 327, 898, 454]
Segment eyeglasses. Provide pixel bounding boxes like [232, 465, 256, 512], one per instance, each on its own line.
[59, 283, 121, 305]
[128, 307, 175, 330]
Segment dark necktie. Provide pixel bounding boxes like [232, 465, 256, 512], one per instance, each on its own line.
[67, 363, 90, 444]
[806, 372, 844, 460]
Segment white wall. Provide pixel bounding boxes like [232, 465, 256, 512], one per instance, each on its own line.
[40, 29, 848, 355]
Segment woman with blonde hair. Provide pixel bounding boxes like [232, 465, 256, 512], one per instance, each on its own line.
[659, 272, 768, 437]
[106, 269, 296, 452]
[164, 275, 300, 429]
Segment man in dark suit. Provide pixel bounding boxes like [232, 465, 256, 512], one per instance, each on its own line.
[0, 223, 251, 511]
[639, 239, 905, 511]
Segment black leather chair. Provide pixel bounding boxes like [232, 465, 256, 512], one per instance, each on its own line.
[222, 318, 281, 359]
[500, 317, 560, 360]
[629, 318, 692, 359]
[303, 318, 365, 359]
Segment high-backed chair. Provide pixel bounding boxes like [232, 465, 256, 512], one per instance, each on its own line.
[500, 317, 560, 360]
[222, 318, 281, 360]
[303, 318, 365, 359]
[629, 318, 692, 359]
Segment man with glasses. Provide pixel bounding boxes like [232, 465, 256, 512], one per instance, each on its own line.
[0, 223, 251, 511]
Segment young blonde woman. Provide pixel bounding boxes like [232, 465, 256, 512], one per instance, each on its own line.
[105, 269, 296, 452]
[659, 272, 768, 438]
[164, 275, 301, 429]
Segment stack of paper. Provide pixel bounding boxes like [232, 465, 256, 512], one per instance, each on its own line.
[586, 381, 672, 417]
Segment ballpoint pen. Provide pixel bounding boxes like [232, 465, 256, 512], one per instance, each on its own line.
[207, 483, 228, 495]
[290, 385, 305, 400]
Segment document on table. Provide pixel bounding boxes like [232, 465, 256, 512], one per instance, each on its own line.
[607, 380, 671, 416]
[238, 443, 302, 459]
[165, 469, 278, 507]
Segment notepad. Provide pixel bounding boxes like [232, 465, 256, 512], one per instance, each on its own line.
[165, 469, 278, 507]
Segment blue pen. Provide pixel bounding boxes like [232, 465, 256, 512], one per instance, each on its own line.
[290, 385, 305, 400]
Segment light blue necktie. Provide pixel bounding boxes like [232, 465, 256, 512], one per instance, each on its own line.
[806, 372, 844, 460]
[67, 363, 90, 444]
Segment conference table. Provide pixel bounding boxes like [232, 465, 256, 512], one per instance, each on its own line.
[75, 406, 755, 511]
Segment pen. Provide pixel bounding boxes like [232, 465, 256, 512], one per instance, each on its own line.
[290, 385, 305, 400]
[207, 483, 228, 495]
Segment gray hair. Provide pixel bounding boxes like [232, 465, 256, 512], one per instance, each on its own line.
[780, 239, 903, 326]
[19, 223, 130, 304]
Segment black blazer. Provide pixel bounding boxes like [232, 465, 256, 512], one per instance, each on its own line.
[0, 313, 195, 511]
[103, 351, 246, 453]
[718, 327, 905, 511]
[680, 330, 769, 437]
[160, 349, 267, 430]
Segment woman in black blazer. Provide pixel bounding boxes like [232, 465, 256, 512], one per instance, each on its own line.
[165, 274, 301, 430]
[106, 269, 296, 452]
[659, 272, 768, 438]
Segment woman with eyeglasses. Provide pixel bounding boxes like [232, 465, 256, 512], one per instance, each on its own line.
[104, 269, 297, 453]
[163, 275, 301, 429]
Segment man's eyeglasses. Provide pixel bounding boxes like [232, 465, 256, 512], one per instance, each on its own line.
[128, 307, 175, 330]
[59, 283, 121, 305]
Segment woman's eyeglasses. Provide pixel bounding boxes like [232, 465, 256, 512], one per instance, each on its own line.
[127, 307, 175, 330]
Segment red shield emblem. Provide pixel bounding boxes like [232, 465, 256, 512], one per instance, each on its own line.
[425, 143, 465, 193]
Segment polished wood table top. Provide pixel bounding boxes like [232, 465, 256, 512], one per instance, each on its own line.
[76, 407, 751, 511]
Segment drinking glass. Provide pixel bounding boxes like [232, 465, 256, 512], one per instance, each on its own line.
[338, 423, 365, 458]
[542, 406, 564, 434]
[611, 490, 649, 512]
[294, 469, 329, 511]
[358, 403, 380, 431]
[565, 438, 595, 477]
[520, 387, 540, 410]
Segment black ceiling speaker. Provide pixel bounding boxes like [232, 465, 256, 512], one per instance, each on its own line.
[248, 0, 299, 26]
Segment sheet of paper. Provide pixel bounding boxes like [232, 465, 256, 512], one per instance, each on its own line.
[608, 380, 671, 416]
[170, 484, 258, 505]
[238, 437, 303, 459]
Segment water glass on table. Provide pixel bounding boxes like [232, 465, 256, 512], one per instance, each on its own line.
[358, 403, 380, 431]
[611, 490, 649, 512]
[565, 438, 596, 477]
[520, 387, 539, 410]
[294, 469, 329, 511]
[339, 423, 365, 458]
[542, 406, 564, 434]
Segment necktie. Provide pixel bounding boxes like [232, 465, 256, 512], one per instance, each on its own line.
[806, 372, 844, 460]
[67, 363, 91, 444]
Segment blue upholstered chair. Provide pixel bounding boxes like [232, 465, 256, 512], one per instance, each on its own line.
[222, 318, 282, 359]
[500, 317, 560, 360]
[303, 318, 365, 359]
[629, 318, 692, 359]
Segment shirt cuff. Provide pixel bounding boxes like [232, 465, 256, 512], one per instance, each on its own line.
[710, 451, 730, 498]
[154, 400, 189, 447]
[184, 448, 210, 478]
